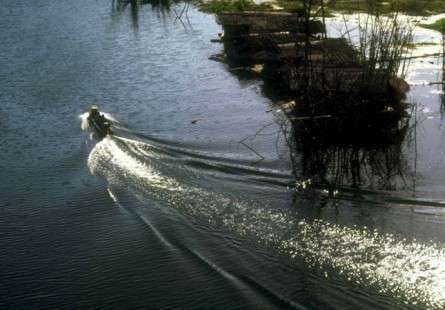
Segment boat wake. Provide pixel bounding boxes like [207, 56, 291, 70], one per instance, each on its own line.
[85, 132, 445, 309]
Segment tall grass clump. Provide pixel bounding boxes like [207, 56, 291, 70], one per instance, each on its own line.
[343, 1, 415, 92]
[286, 1, 416, 189]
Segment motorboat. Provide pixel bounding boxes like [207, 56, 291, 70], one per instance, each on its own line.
[87, 106, 113, 136]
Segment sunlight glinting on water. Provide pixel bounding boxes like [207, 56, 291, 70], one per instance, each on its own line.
[283, 221, 445, 308]
[88, 136, 183, 192]
[87, 136, 445, 308]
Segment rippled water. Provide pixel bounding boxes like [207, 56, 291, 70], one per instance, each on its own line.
[1, 1, 445, 309]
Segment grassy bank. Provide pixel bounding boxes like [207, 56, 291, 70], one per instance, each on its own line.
[200, 0, 445, 15]
[327, 0, 445, 16]
[200, 0, 272, 13]
[420, 18, 445, 34]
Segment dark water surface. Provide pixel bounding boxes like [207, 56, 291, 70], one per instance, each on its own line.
[1, 1, 445, 309]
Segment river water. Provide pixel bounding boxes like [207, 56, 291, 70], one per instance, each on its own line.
[1, 1, 445, 309]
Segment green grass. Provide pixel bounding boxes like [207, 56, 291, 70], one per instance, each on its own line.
[273, 0, 302, 12]
[200, 0, 445, 15]
[274, 0, 445, 16]
[201, 0, 334, 16]
[420, 18, 445, 34]
[327, 0, 445, 16]
[199, 0, 272, 13]
[389, 0, 445, 16]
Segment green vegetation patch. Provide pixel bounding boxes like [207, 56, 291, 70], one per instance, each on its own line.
[200, 0, 445, 16]
[327, 0, 445, 16]
[420, 18, 445, 34]
[273, 0, 302, 13]
[199, 0, 272, 14]
[390, 0, 445, 16]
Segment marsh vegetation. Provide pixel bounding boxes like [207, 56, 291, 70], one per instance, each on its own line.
[208, 0, 423, 190]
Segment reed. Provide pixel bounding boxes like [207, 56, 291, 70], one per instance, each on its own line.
[340, 2, 415, 93]
[287, 0, 415, 189]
